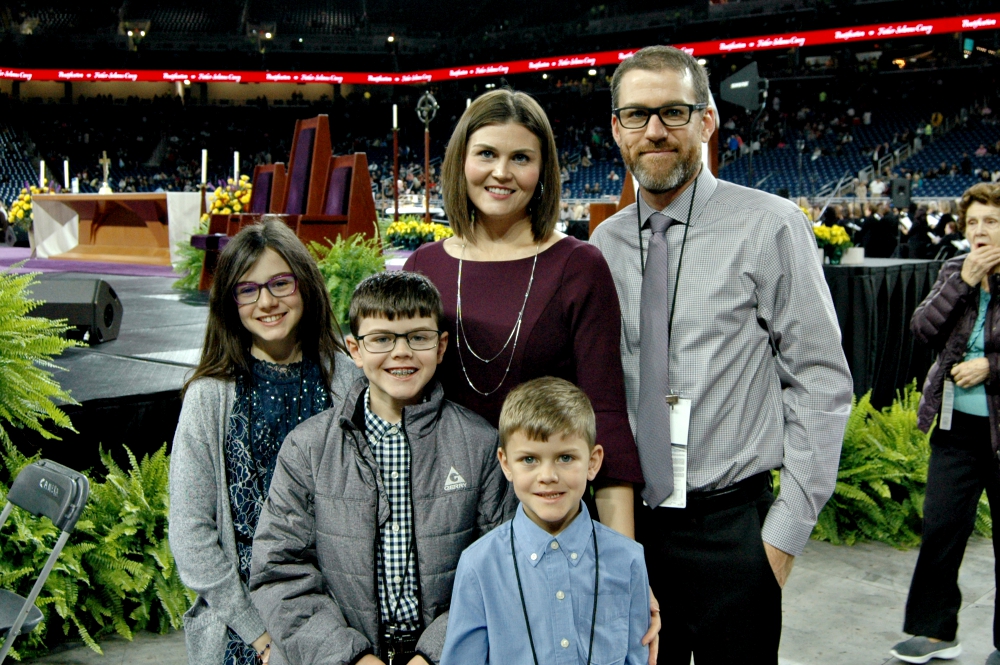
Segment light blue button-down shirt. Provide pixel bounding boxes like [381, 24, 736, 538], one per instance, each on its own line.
[441, 503, 649, 665]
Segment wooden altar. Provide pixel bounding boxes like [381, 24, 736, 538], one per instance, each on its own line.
[32, 193, 172, 266]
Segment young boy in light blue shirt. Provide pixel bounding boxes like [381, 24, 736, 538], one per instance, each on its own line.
[440, 376, 650, 665]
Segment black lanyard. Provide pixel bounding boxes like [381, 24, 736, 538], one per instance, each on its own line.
[511, 518, 599, 665]
[637, 174, 699, 339]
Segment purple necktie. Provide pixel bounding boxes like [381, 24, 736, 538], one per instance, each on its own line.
[638, 212, 680, 507]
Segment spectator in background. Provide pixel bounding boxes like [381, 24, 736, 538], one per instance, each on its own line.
[797, 197, 812, 220]
[854, 178, 868, 201]
[870, 177, 887, 198]
[727, 134, 739, 155]
[975, 144, 989, 158]
[892, 183, 1000, 665]
[906, 204, 933, 259]
[857, 202, 899, 258]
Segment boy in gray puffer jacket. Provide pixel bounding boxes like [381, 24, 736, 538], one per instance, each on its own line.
[250, 272, 514, 665]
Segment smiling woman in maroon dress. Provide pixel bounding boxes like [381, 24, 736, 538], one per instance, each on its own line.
[403, 89, 642, 537]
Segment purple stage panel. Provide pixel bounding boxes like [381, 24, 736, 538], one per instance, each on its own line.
[0, 247, 178, 278]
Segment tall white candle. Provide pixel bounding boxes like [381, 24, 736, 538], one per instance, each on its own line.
[393, 104, 398, 130]
[39, 160, 45, 187]
[233, 151, 239, 180]
[201, 149, 208, 185]
[63, 160, 69, 189]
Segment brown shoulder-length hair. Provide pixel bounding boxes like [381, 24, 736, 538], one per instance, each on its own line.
[183, 217, 346, 395]
[957, 183, 1000, 234]
[441, 89, 560, 241]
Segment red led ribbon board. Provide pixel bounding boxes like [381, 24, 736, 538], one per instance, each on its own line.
[2, 12, 998, 85]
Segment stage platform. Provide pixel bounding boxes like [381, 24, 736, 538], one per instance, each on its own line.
[2, 248, 206, 472]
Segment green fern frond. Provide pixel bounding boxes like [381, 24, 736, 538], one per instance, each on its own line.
[172, 218, 209, 291]
[811, 380, 987, 548]
[0, 266, 81, 446]
[308, 228, 387, 326]
[0, 444, 192, 658]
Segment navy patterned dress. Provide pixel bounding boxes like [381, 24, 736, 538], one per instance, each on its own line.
[223, 357, 331, 665]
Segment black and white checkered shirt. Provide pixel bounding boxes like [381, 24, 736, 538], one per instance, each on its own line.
[589, 167, 853, 556]
[364, 391, 420, 631]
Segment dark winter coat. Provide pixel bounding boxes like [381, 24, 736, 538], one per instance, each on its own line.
[249, 377, 515, 665]
[912, 256, 1000, 454]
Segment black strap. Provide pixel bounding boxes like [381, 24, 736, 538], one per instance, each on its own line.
[511, 518, 599, 665]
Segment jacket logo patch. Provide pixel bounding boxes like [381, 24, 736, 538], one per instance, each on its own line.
[444, 467, 468, 492]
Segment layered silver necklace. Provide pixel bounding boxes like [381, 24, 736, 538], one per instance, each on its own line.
[455, 241, 541, 396]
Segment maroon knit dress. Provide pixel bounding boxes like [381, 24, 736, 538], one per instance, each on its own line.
[403, 237, 642, 484]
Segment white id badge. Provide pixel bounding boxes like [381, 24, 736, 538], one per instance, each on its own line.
[640, 397, 692, 509]
[940, 379, 955, 431]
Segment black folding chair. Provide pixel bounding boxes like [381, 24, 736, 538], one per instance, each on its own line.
[0, 460, 89, 663]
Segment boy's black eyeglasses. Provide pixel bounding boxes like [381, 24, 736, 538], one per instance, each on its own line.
[232, 273, 298, 304]
[356, 330, 441, 353]
[613, 103, 709, 129]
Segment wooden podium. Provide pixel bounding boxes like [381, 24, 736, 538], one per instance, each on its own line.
[33, 193, 171, 266]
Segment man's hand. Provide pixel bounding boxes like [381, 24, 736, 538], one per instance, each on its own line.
[960, 245, 1000, 287]
[763, 542, 795, 588]
[951, 358, 990, 388]
[641, 588, 661, 665]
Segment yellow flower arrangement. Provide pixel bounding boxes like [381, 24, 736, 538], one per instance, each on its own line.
[386, 217, 453, 250]
[7, 182, 51, 230]
[813, 224, 852, 250]
[814, 224, 853, 264]
[201, 174, 252, 223]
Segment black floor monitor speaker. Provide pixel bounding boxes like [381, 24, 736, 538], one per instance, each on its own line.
[891, 178, 912, 209]
[27, 279, 123, 343]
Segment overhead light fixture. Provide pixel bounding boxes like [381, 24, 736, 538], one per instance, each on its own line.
[542, 73, 548, 79]
[264, 31, 272, 39]
[697, 58, 707, 65]
[588, 68, 597, 76]
[140, 30, 145, 37]
[387, 34, 395, 43]
[183, 79, 190, 86]
[298, 37, 303, 43]
[127, 29, 133, 36]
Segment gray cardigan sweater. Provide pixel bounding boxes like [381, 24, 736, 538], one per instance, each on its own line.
[169, 353, 359, 665]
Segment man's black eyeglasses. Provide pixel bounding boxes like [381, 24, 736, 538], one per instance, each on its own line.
[613, 103, 709, 129]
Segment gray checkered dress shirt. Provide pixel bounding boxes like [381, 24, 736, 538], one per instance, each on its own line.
[589, 168, 853, 556]
[364, 391, 420, 631]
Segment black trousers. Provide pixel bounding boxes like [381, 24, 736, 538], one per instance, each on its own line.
[904, 410, 1000, 646]
[637, 481, 782, 665]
